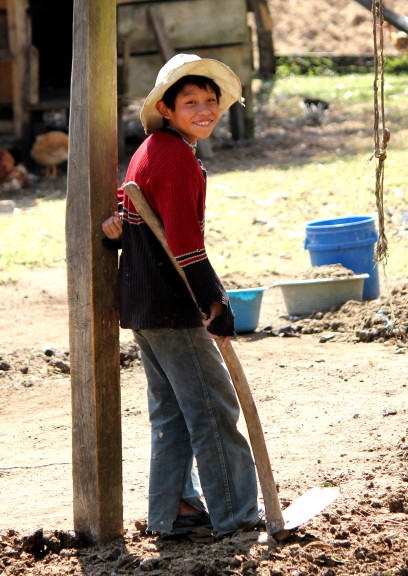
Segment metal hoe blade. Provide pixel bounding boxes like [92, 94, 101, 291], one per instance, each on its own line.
[282, 487, 340, 531]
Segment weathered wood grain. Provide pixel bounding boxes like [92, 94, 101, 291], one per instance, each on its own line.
[125, 45, 252, 99]
[117, 0, 248, 54]
[66, 0, 122, 544]
[7, 0, 29, 136]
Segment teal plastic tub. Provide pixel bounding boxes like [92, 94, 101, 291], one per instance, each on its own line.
[227, 287, 269, 333]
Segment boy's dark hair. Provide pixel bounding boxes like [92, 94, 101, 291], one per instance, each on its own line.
[161, 75, 221, 111]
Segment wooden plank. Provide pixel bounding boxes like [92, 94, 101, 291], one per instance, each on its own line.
[118, 0, 248, 54]
[0, 9, 8, 52]
[28, 99, 70, 111]
[353, 0, 408, 34]
[126, 44, 252, 99]
[145, 5, 213, 158]
[147, 4, 176, 62]
[0, 60, 12, 103]
[28, 44, 39, 105]
[0, 119, 13, 132]
[66, 0, 122, 544]
[251, 0, 276, 77]
[6, 0, 29, 137]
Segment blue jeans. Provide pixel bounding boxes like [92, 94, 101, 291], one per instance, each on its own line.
[133, 326, 259, 536]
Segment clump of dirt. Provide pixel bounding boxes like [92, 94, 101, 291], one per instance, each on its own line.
[269, 282, 408, 345]
[2, 487, 408, 576]
[223, 273, 269, 290]
[300, 264, 357, 279]
[0, 342, 141, 380]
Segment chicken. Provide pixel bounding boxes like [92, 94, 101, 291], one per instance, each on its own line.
[384, 22, 408, 53]
[0, 149, 30, 193]
[0, 150, 15, 181]
[1, 164, 30, 192]
[300, 98, 329, 126]
[30, 131, 69, 178]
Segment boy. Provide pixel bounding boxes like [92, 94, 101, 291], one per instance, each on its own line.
[102, 54, 261, 539]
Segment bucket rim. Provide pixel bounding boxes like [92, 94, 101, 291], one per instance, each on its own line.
[273, 274, 369, 288]
[226, 286, 270, 295]
[305, 215, 376, 229]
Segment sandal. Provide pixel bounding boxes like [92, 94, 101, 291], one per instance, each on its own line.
[163, 511, 213, 539]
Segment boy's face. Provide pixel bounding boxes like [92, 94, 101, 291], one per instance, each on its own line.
[156, 83, 220, 144]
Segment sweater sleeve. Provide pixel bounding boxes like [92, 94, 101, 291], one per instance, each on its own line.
[183, 258, 235, 336]
[102, 237, 122, 250]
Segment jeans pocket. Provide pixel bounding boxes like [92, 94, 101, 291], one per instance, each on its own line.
[138, 327, 174, 341]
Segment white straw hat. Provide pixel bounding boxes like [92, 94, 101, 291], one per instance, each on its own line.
[140, 53, 244, 135]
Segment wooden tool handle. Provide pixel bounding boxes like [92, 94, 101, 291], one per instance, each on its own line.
[123, 181, 284, 534]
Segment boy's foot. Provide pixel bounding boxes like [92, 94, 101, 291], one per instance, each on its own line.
[159, 511, 213, 541]
[178, 499, 204, 515]
[171, 511, 213, 535]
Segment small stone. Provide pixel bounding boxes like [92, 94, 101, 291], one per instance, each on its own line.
[389, 498, 405, 513]
[333, 540, 351, 548]
[0, 200, 16, 213]
[383, 407, 397, 416]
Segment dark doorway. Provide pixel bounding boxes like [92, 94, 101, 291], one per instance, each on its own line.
[29, 0, 73, 100]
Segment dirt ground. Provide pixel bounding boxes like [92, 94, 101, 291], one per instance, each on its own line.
[270, 0, 404, 56]
[1, 266, 407, 576]
[1, 2, 408, 574]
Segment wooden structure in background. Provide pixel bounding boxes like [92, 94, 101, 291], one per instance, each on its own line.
[0, 0, 71, 163]
[117, 0, 254, 139]
[1, 0, 257, 149]
[145, 4, 214, 156]
[117, 0, 251, 97]
[0, 0, 38, 137]
[66, 0, 122, 544]
[248, 0, 276, 76]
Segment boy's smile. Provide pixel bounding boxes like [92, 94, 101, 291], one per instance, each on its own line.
[156, 83, 220, 144]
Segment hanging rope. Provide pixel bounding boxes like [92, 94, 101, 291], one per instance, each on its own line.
[371, 0, 389, 263]
[371, 0, 404, 340]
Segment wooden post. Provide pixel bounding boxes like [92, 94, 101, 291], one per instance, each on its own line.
[66, 0, 122, 544]
[7, 0, 29, 138]
[248, 0, 276, 77]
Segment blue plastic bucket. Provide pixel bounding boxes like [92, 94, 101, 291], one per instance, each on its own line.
[304, 215, 379, 300]
[227, 287, 268, 333]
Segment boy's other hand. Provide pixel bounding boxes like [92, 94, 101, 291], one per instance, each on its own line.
[203, 302, 231, 348]
[102, 211, 122, 240]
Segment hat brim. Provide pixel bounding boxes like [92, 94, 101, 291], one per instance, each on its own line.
[140, 58, 243, 135]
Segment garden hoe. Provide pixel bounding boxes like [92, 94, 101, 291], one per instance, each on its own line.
[123, 181, 339, 542]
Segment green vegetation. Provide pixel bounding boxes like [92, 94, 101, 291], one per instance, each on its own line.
[276, 54, 408, 76]
[0, 198, 66, 283]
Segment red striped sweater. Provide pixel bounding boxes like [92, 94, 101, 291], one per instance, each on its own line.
[116, 129, 235, 335]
